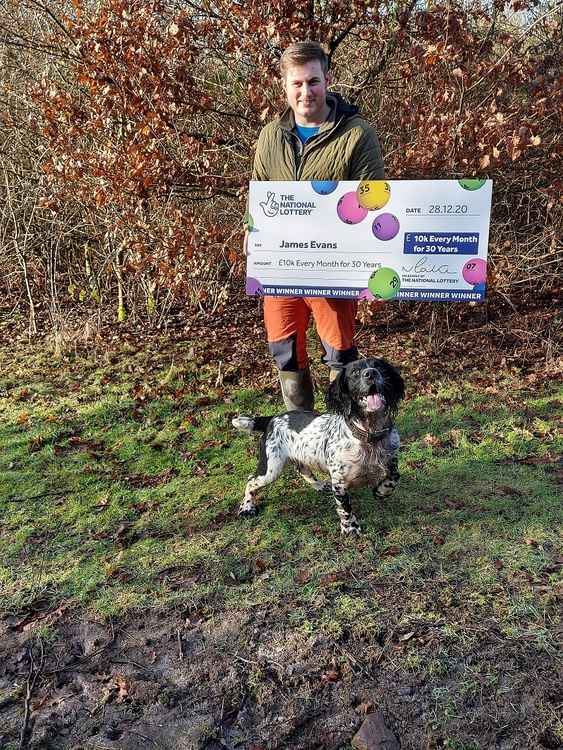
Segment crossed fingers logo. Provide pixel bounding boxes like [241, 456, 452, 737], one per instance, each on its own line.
[260, 191, 279, 217]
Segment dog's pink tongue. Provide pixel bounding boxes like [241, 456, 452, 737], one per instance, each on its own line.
[367, 394, 384, 411]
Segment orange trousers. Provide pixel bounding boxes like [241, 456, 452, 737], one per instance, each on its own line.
[264, 296, 358, 372]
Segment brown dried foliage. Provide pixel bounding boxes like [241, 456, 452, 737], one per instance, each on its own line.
[0, 0, 561, 325]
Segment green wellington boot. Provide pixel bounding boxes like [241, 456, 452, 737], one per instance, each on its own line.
[278, 369, 315, 412]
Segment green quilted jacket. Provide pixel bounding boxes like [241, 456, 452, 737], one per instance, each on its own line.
[252, 92, 384, 182]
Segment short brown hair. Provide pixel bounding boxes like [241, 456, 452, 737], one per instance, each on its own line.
[279, 41, 329, 78]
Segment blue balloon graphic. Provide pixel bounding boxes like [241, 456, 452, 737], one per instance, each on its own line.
[311, 180, 338, 195]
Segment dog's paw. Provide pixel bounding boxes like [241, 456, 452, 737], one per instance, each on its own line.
[340, 520, 362, 536]
[373, 478, 398, 500]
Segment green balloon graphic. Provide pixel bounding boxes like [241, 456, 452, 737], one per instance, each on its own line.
[368, 267, 401, 300]
[458, 178, 486, 191]
[244, 210, 255, 232]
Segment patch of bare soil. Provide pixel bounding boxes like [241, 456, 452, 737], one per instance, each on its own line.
[1, 609, 561, 750]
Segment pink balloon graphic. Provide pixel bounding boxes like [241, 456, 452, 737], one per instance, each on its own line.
[358, 289, 376, 301]
[372, 213, 400, 241]
[462, 258, 487, 285]
[337, 192, 368, 225]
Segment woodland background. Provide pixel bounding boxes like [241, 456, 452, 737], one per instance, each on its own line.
[0, 0, 561, 340]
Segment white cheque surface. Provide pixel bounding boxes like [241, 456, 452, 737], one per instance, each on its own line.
[246, 179, 492, 302]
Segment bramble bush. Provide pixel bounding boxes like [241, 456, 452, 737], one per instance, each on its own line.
[0, 0, 561, 329]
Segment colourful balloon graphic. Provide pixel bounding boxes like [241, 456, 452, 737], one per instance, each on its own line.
[358, 289, 376, 301]
[357, 180, 391, 210]
[337, 192, 368, 225]
[244, 210, 255, 232]
[368, 267, 401, 300]
[311, 180, 338, 195]
[458, 178, 486, 191]
[462, 258, 487, 285]
[372, 213, 400, 241]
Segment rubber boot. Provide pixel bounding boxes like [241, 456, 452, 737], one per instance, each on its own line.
[279, 369, 315, 411]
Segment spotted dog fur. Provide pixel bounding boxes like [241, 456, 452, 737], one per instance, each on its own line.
[232, 357, 405, 535]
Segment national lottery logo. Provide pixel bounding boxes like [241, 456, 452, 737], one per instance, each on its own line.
[259, 191, 317, 217]
[260, 191, 280, 217]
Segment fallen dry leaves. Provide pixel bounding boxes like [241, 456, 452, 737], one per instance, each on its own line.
[294, 570, 312, 585]
[355, 701, 374, 715]
[320, 669, 340, 683]
[422, 433, 443, 448]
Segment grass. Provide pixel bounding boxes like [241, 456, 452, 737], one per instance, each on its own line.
[0, 340, 561, 648]
[1, 336, 562, 749]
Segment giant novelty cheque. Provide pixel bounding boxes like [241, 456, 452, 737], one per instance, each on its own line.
[246, 179, 492, 302]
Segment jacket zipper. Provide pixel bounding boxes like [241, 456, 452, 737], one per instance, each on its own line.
[289, 116, 345, 180]
[294, 137, 304, 179]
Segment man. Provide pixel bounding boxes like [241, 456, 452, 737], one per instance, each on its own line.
[245, 41, 384, 411]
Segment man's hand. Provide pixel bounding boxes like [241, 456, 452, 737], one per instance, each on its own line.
[243, 228, 249, 256]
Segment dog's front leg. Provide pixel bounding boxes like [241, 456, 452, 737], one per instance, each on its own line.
[334, 490, 361, 535]
[329, 467, 361, 534]
[373, 456, 400, 501]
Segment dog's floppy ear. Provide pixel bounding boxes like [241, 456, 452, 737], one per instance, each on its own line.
[326, 368, 352, 417]
[377, 359, 405, 415]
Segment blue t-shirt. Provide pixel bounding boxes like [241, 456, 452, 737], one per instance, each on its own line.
[295, 124, 320, 144]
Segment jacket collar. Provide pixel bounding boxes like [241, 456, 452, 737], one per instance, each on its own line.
[278, 92, 359, 134]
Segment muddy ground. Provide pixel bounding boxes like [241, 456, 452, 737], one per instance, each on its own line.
[1, 605, 561, 750]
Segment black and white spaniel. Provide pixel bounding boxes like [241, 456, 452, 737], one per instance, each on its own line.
[232, 358, 405, 534]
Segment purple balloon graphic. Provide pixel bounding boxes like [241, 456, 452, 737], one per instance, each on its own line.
[462, 259, 487, 285]
[372, 213, 400, 241]
[246, 277, 264, 296]
[337, 192, 368, 225]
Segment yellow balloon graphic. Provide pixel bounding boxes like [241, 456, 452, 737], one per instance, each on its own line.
[357, 180, 391, 210]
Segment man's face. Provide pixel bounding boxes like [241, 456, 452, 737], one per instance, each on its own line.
[282, 60, 330, 125]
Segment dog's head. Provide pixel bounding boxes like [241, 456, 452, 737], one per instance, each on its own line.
[326, 358, 405, 420]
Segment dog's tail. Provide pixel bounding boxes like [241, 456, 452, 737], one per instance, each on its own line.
[232, 415, 273, 434]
